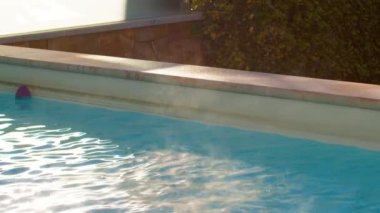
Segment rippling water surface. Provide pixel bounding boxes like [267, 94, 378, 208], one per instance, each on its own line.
[0, 93, 379, 212]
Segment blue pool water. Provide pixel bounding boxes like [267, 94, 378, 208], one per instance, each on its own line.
[0, 93, 379, 212]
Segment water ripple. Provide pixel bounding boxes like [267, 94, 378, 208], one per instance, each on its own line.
[0, 115, 275, 212]
[1, 95, 379, 213]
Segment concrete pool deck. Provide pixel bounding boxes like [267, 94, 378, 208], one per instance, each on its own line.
[0, 45, 380, 149]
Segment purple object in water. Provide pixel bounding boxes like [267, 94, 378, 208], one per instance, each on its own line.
[15, 85, 31, 99]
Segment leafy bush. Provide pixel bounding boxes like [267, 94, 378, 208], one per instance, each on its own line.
[192, 0, 380, 84]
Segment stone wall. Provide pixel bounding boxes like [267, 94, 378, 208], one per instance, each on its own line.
[6, 21, 205, 65]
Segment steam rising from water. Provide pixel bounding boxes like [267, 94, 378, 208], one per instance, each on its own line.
[0, 114, 274, 212]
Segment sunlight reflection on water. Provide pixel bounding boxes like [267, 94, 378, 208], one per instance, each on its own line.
[1, 94, 379, 212]
[0, 116, 273, 212]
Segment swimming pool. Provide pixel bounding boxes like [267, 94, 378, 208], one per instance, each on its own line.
[1, 92, 379, 212]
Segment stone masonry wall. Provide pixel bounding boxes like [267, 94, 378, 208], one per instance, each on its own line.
[6, 21, 205, 65]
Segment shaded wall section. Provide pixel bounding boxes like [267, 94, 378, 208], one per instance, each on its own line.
[6, 22, 205, 65]
[125, 0, 184, 19]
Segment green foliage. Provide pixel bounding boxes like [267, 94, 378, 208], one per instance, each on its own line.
[192, 0, 380, 84]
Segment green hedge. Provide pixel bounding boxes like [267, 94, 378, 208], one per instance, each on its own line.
[192, 0, 380, 84]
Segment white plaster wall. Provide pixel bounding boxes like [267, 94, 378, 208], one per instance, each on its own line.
[0, 0, 182, 35]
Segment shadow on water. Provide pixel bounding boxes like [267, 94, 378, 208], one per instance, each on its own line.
[14, 99, 32, 110]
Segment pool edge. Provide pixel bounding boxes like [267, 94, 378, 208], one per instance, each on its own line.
[0, 45, 379, 111]
[0, 78, 379, 150]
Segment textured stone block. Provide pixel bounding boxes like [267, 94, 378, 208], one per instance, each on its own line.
[153, 37, 204, 64]
[96, 30, 134, 57]
[8, 42, 29, 48]
[29, 40, 48, 49]
[134, 25, 168, 42]
[132, 42, 157, 60]
[180, 39, 204, 65]
[152, 37, 183, 63]
[5, 21, 205, 66]
[167, 22, 192, 41]
[48, 34, 99, 54]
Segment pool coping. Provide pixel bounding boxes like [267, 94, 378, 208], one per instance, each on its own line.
[0, 12, 203, 44]
[0, 45, 380, 110]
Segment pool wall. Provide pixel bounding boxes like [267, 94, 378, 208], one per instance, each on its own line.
[0, 45, 379, 149]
